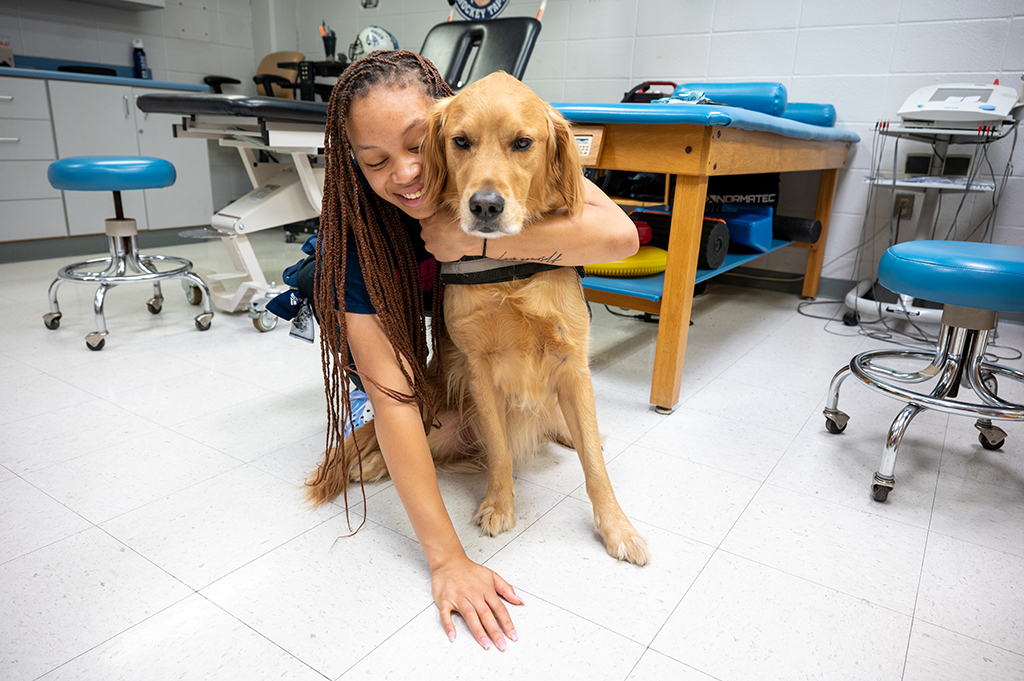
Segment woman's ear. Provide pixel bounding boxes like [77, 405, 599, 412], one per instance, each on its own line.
[546, 106, 586, 216]
[420, 97, 453, 209]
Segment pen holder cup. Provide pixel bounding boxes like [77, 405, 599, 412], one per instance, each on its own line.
[322, 35, 337, 60]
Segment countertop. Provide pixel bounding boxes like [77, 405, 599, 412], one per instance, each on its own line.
[1, 66, 207, 92]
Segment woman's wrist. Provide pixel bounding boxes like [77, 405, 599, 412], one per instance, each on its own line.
[426, 543, 470, 572]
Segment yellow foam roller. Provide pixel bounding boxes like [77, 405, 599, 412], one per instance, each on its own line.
[584, 245, 668, 277]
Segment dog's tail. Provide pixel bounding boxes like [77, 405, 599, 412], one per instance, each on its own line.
[305, 420, 388, 508]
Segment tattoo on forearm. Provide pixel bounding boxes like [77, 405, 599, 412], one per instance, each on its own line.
[494, 251, 564, 264]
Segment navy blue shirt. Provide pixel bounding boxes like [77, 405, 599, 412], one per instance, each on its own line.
[343, 211, 434, 314]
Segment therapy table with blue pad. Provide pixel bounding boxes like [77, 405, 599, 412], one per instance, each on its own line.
[549, 101, 858, 413]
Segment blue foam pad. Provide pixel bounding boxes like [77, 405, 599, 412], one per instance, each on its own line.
[550, 102, 860, 144]
[584, 272, 666, 302]
[781, 103, 837, 128]
[879, 241, 1024, 313]
[675, 82, 788, 117]
[48, 156, 176, 192]
[720, 205, 773, 253]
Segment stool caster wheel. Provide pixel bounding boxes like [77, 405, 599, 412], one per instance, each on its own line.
[871, 473, 894, 502]
[843, 311, 859, 327]
[252, 309, 278, 332]
[43, 312, 62, 330]
[823, 409, 849, 434]
[184, 284, 203, 306]
[825, 418, 847, 434]
[85, 331, 107, 351]
[979, 432, 1005, 451]
[195, 312, 213, 331]
[285, 231, 297, 244]
[147, 296, 163, 314]
[975, 421, 1007, 451]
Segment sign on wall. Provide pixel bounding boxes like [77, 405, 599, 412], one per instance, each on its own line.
[453, 0, 510, 20]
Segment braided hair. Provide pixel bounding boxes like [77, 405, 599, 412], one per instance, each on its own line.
[311, 50, 453, 506]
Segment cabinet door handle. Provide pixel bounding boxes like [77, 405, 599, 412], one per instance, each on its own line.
[123, 94, 129, 118]
[0, 95, 13, 102]
[0, 137, 20, 143]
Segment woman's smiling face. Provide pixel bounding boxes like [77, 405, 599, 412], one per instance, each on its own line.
[347, 84, 435, 220]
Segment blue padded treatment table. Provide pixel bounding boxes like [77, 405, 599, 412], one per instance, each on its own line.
[550, 102, 858, 143]
[549, 101, 858, 412]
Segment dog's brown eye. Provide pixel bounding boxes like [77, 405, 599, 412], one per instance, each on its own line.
[452, 136, 470, 150]
[513, 137, 533, 151]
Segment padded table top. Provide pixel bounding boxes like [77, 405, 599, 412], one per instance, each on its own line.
[549, 102, 860, 143]
[135, 93, 330, 124]
[135, 93, 860, 144]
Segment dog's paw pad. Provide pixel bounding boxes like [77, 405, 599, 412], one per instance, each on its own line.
[474, 504, 517, 536]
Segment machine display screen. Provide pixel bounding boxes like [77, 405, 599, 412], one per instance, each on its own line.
[929, 88, 992, 103]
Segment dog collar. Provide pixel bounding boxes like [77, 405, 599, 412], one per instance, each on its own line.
[439, 256, 574, 285]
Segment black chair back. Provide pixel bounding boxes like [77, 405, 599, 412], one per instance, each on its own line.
[419, 17, 541, 92]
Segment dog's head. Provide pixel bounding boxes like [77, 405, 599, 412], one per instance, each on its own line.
[421, 72, 585, 238]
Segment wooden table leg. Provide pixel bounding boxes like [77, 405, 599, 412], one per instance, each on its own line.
[801, 167, 839, 299]
[649, 173, 709, 413]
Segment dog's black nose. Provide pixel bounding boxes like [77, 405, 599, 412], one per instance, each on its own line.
[468, 190, 505, 222]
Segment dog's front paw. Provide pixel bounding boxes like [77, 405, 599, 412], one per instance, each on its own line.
[598, 518, 650, 566]
[474, 498, 517, 536]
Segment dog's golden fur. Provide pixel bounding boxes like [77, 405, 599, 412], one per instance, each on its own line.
[307, 72, 647, 565]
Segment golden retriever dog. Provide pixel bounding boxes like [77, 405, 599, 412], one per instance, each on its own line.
[308, 72, 648, 566]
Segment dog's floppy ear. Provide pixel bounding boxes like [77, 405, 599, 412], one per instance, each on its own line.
[546, 106, 586, 216]
[420, 97, 453, 208]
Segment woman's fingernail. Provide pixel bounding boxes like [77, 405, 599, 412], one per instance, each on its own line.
[496, 637, 506, 651]
[481, 637, 491, 650]
[448, 631, 455, 643]
[508, 629, 518, 642]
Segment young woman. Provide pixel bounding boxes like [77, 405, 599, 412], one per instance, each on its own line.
[307, 50, 638, 651]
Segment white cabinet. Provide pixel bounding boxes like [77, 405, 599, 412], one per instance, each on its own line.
[134, 89, 214, 231]
[47, 79, 213, 237]
[0, 76, 65, 241]
[0, 76, 214, 242]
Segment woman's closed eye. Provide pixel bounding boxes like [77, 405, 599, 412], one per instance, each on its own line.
[365, 157, 387, 169]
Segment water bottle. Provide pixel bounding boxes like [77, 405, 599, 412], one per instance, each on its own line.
[132, 39, 150, 79]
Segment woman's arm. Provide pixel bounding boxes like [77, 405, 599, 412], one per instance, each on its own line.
[347, 313, 522, 650]
[420, 176, 639, 265]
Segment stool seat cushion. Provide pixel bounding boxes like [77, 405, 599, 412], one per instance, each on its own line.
[879, 241, 1024, 313]
[48, 156, 176, 192]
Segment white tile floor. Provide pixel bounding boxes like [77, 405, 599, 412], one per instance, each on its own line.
[2, 230, 1024, 680]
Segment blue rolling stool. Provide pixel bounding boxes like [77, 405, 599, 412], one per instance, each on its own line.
[823, 241, 1024, 502]
[44, 156, 214, 350]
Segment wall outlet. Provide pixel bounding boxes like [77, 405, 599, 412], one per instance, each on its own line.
[894, 193, 914, 219]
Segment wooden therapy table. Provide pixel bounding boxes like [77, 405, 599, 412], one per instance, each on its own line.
[550, 102, 859, 413]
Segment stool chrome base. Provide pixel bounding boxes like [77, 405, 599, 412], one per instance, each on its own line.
[44, 218, 214, 350]
[823, 306, 1023, 502]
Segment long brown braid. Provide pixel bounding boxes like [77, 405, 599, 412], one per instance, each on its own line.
[311, 51, 453, 514]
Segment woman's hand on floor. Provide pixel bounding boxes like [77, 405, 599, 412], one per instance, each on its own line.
[431, 555, 523, 650]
